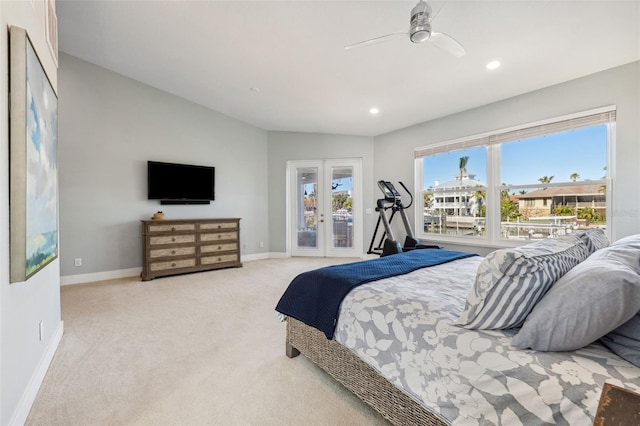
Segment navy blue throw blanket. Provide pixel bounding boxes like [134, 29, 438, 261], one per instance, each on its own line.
[275, 249, 476, 339]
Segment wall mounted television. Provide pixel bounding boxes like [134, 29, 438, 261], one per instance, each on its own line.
[147, 161, 215, 205]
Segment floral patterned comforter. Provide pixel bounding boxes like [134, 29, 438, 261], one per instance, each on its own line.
[334, 256, 640, 425]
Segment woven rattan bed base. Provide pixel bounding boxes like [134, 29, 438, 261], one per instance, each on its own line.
[286, 318, 448, 426]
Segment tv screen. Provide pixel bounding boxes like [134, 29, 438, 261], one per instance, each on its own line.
[148, 161, 215, 202]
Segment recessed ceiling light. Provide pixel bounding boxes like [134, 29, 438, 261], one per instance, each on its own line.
[486, 61, 501, 70]
[369, 107, 379, 115]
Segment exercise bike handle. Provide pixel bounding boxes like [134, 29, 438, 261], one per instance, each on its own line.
[398, 181, 413, 209]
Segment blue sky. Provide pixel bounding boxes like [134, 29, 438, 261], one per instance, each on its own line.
[423, 125, 607, 189]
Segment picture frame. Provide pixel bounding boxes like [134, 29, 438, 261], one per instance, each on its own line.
[9, 26, 59, 283]
[45, 0, 58, 66]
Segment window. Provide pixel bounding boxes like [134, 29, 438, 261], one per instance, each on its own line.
[415, 108, 614, 245]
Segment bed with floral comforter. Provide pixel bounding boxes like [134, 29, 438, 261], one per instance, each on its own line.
[281, 230, 640, 425]
[334, 255, 640, 424]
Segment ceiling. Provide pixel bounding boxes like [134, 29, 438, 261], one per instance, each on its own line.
[57, 1, 640, 137]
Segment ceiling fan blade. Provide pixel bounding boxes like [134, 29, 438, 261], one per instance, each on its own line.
[429, 0, 448, 22]
[344, 32, 407, 50]
[429, 32, 466, 57]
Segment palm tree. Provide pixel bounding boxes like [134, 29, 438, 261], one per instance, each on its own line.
[570, 173, 580, 182]
[599, 166, 607, 194]
[457, 156, 469, 217]
[500, 183, 510, 199]
[423, 192, 433, 209]
[458, 156, 469, 184]
[538, 175, 554, 189]
[472, 186, 485, 217]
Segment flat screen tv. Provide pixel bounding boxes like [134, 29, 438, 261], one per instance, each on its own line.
[148, 161, 215, 204]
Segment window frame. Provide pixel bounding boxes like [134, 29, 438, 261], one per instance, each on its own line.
[414, 106, 615, 248]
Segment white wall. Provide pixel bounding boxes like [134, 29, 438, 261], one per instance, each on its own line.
[374, 61, 640, 255]
[58, 53, 269, 278]
[0, 1, 63, 424]
[267, 132, 375, 254]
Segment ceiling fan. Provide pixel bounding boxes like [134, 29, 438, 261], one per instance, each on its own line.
[344, 0, 466, 58]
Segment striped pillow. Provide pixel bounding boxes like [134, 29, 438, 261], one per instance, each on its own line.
[572, 228, 609, 254]
[455, 236, 590, 330]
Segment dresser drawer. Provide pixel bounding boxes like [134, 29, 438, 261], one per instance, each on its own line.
[200, 222, 237, 231]
[149, 246, 196, 259]
[149, 258, 196, 272]
[147, 223, 196, 233]
[200, 231, 238, 242]
[150, 234, 196, 245]
[201, 242, 238, 253]
[201, 254, 239, 265]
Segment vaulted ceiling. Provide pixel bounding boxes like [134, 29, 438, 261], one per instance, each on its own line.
[58, 1, 640, 136]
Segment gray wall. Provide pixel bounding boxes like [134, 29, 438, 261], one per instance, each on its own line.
[59, 53, 269, 277]
[374, 61, 640, 255]
[267, 132, 375, 253]
[0, 2, 62, 424]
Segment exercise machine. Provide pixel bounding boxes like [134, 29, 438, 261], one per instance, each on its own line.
[367, 180, 440, 256]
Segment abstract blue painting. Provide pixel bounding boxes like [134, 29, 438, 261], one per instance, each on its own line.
[10, 26, 58, 283]
[25, 38, 58, 278]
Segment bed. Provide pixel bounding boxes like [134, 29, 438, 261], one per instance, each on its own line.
[276, 230, 640, 425]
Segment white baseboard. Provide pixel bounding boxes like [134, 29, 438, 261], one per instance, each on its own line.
[10, 320, 64, 426]
[60, 253, 289, 286]
[61, 267, 142, 286]
[241, 252, 272, 262]
[266, 252, 290, 259]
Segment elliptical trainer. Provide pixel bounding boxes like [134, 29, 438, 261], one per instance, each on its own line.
[367, 180, 440, 257]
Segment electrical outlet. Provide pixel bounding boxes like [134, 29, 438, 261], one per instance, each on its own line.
[74, 258, 82, 267]
[259, 241, 264, 248]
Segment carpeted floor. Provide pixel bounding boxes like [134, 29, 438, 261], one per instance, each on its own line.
[26, 257, 389, 425]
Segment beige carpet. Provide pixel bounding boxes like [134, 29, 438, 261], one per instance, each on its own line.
[26, 258, 389, 425]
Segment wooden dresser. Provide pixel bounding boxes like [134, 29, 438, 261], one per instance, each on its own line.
[141, 218, 242, 281]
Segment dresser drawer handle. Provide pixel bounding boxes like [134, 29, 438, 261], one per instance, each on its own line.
[171, 226, 176, 231]
[218, 235, 222, 239]
[171, 250, 176, 254]
[172, 237, 176, 242]
[218, 257, 222, 261]
[171, 262, 176, 267]
[218, 246, 222, 250]
[217, 224, 222, 229]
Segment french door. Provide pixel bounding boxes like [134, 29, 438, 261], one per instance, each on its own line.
[288, 159, 362, 257]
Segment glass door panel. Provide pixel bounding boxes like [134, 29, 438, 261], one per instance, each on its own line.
[330, 166, 353, 249]
[296, 167, 318, 249]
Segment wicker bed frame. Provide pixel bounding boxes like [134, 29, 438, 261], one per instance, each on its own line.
[287, 317, 640, 426]
[286, 317, 448, 426]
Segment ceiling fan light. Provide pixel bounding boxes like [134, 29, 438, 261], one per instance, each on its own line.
[410, 29, 431, 43]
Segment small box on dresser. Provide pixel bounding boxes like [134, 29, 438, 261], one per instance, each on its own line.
[141, 218, 242, 281]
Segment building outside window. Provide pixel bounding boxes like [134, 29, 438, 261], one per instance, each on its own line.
[415, 108, 614, 245]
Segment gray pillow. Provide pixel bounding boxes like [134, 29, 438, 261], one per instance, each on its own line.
[612, 233, 640, 250]
[512, 245, 640, 351]
[455, 236, 589, 330]
[601, 314, 640, 367]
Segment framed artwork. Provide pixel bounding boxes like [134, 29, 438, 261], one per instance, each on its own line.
[45, 0, 58, 65]
[9, 26, 58, 283]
